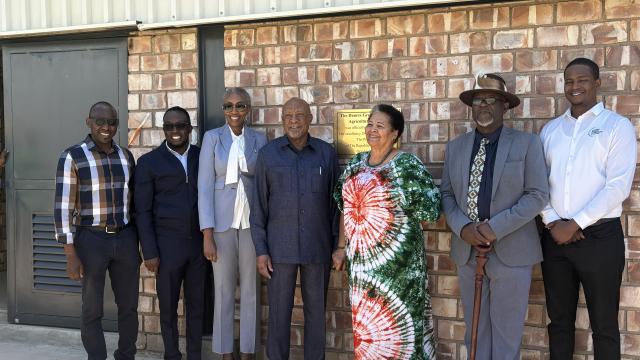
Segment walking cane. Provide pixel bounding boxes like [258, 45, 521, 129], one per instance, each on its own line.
[469, 245, 491, 360]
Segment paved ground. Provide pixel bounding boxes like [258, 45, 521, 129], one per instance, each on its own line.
[0, 276, 163, 360]
[0, 272, 227, 359]
[0, 311, 164, 360]
[0, 342, 164, 360]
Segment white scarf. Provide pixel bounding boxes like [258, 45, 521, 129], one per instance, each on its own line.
[225, 129, 250, 229]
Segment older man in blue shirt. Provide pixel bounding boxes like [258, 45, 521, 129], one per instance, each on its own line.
[250, 97, 339, 360]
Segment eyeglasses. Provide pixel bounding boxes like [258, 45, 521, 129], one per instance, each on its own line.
[283, 114, 309, 122]
[472, 97, 499, 106]
[162, 123, 191, 131]
[90, 118, 118, 126]
[222, 103, 249, 112]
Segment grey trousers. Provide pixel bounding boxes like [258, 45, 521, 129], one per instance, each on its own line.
[212, 228, 260, 354]
[458, 250, 533, 360]
[267, 263, 330, 360]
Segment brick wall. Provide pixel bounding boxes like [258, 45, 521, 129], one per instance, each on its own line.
[126, 28, 199, 352]
[222, 1, 640, 359]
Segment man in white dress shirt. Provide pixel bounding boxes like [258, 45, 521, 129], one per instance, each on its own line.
[540, 57, 637, 359]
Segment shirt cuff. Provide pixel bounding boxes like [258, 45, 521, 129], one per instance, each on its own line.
[56, 232, 74, 245]
[140, 240, 160, 260]
[253, 240, 269, 257]
[540, 209, 561, 225]
[572, 212, 594, 230]
[142, 246, 160, 260]
[199, 222, 215, 231]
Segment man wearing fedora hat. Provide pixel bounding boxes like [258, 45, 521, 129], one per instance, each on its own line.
[441, 73, 549, 359]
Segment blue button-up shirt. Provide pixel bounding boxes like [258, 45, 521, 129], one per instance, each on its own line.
[250, 135, 339, 264]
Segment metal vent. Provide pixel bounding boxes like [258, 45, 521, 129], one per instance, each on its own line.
[32, 214, 81, 293]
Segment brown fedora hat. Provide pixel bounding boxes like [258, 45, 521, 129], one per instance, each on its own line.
[459, 73, 520, 109]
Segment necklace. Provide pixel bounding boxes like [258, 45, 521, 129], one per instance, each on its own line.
[367, 147, 395, 167]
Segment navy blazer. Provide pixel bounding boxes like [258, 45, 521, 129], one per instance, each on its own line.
[135, 142, 202, 260]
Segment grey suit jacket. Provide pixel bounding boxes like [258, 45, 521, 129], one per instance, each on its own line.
[441, 127, 549, 267]
[198, 124, 268, 232]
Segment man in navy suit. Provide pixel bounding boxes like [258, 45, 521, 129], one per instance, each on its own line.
[135, 106, 205, 360]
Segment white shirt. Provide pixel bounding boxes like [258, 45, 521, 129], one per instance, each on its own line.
[225, 129, 250, 229]
[166, 142, 190, 176]
[540, 102, 637, 228]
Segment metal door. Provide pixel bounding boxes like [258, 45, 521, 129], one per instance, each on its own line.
[3, 38, 128, 329]
[198, 26, 226, 335]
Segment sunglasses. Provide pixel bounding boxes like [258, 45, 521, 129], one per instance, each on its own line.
[163, 123, 191, 131]
[91, 118, 118, 126]
[472, 97, 500, 106]
[222, 103, 249, 112]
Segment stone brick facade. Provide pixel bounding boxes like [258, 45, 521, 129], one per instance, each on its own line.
[127, 1, 640, 359]
[219, 1, 640, 359]
[126, 27, 199, 353]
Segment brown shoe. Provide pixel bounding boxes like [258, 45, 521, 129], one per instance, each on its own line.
[221, 354, 234, 360]
[240, 353, 255, 360]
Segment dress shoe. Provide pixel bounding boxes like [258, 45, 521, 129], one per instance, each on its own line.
[240, 353, 254, 360]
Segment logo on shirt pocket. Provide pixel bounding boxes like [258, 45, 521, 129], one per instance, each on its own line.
[588, 128, 603, 137]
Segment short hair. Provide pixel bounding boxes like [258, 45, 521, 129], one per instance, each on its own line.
[369, 104, 404, 139]
[163, 106, 191, 123]
[223, 87, 251, 105]
[283, 97, 311, 114]
[565, 57, 599, 79]
[88, 101, 116, 118]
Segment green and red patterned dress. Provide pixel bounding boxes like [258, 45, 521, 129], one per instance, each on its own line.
[334, 151, 441, 360]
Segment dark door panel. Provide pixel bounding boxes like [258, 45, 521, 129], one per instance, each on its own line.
[9, 48, 122, 180]
[3, 38, 128, 329]
[14, 190, 117, 329]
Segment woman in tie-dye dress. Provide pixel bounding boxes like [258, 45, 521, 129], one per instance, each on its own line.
[333, 104, 441, 360]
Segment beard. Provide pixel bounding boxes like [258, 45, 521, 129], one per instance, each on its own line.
[474, 116, 494, 128]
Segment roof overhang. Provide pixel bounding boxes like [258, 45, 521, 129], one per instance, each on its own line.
[0, 0, 475, 38]
[138, 0, 458, 30]
[0, 21, 139, 40]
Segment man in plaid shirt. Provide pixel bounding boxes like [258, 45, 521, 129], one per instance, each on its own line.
[54, 101, 140, 360]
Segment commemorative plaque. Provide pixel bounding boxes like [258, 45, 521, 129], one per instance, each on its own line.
[334, 109, 371, 157]
[334, 108, 400, 157]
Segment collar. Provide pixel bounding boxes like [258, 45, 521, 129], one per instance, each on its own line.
[165, 141, 190, 157]
[277, 134, 316, 151]
[474, 125, 503, 144]
[564, 102, 604, 121]
[230, 127, 245, 141]
[84, 135, 117, 153]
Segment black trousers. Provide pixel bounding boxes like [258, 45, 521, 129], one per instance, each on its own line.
[266, 263, 330, 360]
[541, 219, 625, 359]
[156, 235, 206, 360]
[74, 226, 141, 360]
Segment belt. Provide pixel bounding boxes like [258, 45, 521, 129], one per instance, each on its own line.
[81, 223, 130, 234]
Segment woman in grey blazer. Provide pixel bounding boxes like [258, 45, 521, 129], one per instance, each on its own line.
[198, 87, 268, 360]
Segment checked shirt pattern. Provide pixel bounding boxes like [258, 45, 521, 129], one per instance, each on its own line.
[467, 137, 489, 222]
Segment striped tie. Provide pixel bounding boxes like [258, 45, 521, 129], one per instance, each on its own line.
[467, 138, 489, 222]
